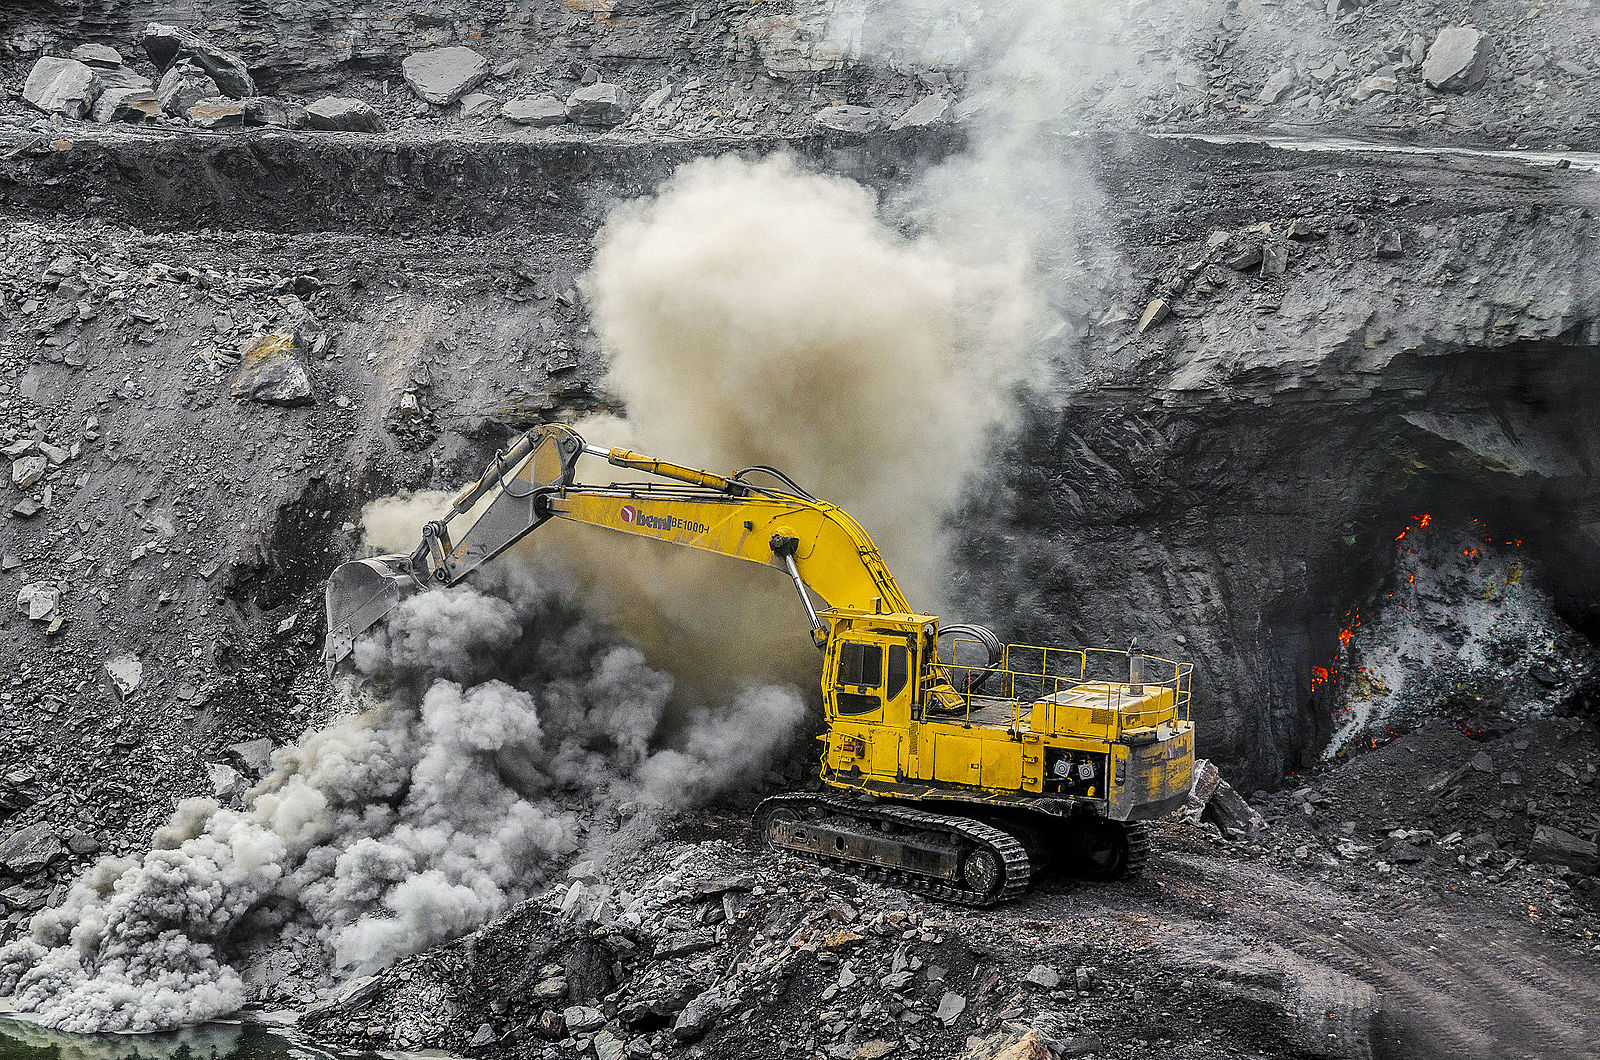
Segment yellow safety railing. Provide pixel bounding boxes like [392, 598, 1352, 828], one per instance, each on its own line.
[934, 639, 1192, 740]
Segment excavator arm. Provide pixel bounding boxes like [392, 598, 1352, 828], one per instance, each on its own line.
[323, 423, 915, 668]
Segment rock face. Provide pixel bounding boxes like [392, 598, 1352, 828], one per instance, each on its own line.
[565, 83, 631, 126]
[91, 88, 160, 123]
[304, 97, 385, 133]
[813, 105, 880, 133]
[402, 47, 489, 106]
[232, 333, 314, 405]
[0, 822, 62, 875]
[156, 62, 222, 117]
[22, 57, 99, 119]
[1422, 26, 1491, 91]
[502, 95, 567, 126]
[142, 22, 256, 98]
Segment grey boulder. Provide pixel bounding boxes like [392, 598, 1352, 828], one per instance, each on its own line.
[91, 87, 161, 123]
[243, 97, 307, 128]
[1422, 26, 1492, 92]
[69, 44, 123, 69]
[23, 57, 100, 119]
[565, 82, 631, 126]
[232, 333, 315, 405]
[0, 822, 63, 875]
[502, 94, 567, 126]
[813, 104, 880, 133]
[188, 96, 246, 128]
[889, 94, 950, 130]
[142, 22, 256, 98]
[156, 62, 221, 116]
[304, 97, 385, 133]
[401, 46, 489, 106]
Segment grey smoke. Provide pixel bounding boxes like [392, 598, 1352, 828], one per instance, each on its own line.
[0, 569, 804, 1033]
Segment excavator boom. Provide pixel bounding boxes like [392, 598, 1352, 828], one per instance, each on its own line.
[324, 423, 911, 668]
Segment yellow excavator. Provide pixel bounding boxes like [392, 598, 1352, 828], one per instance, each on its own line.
[323, 423, 1194, 905]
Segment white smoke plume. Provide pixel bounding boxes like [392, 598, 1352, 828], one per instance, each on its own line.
[0, 571, 804, 1033]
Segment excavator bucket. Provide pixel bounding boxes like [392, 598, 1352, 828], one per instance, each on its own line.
[322, 555, 421, 671]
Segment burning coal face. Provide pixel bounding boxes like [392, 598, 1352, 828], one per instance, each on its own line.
[1315, 515, 1597, 759]
[0, 567, 804, 1033]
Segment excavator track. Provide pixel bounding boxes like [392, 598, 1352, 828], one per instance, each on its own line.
[1123, 820, 1151, 878]
[753, 792, 1032, 907]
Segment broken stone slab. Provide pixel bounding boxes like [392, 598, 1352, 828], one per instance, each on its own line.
[229, 737, 276, 776]
[0, 822, 63, 875]
[566, 82, 632, 126]
[1137, 298, 1171, 333]
[23, 57, 100, 119]
[232, 333, 314, 405]
[70, 44, 123, 68]
[188, 96, 246, 129]
[1202, 777, 1268, 839]
[1261, 241, 1289, 276]
[402, 46, 489, 105]
[1183, 757, 1222, 822]
[814, 105, 880, 133]
[889, 94, 951, 130]
[1257, 67, 1294, 105]
[12, 454, 46, 488]
[1529, 824, 1598, 872]
[1023, 964, 1060, 989]
[64, 830, 100, 856]
[105, 654, 143, 699]
[935, 991, 967, 1025]
[1352, 74, 1398, 101]
[156, 62, 221, 117]
[654, 928, 717, 958]
[1422, 26, 1491, 92]
[979, 1032, 1055, 1060]
[563, 1005, 605, 1034]
[142, 22, 255, 98]
[91, 88, 160, 123]
[672, 989, 734, 1042]
[242, 97, 306, 128]
[208, 763, 245, 799]
[639, 83, 672, 113]
[94, 67, 152, 92]
[304, 97, 385, 133]
[502, 94, 567, 126]
[459, 92, 499, 119]
[1374, 225, 1404, 258]
[17, 582, 59, 622]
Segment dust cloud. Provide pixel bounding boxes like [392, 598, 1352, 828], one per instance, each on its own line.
[582, 153, 1037, 615]
[0, 571, 803, 1033]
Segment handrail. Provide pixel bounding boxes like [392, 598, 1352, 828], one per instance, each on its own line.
[932, 640, 1193, 741]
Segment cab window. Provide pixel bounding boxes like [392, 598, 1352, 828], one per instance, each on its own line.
[838, 642, 882, 687]
[836, 642, 883, 716]
[886, 645, 909, 700]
